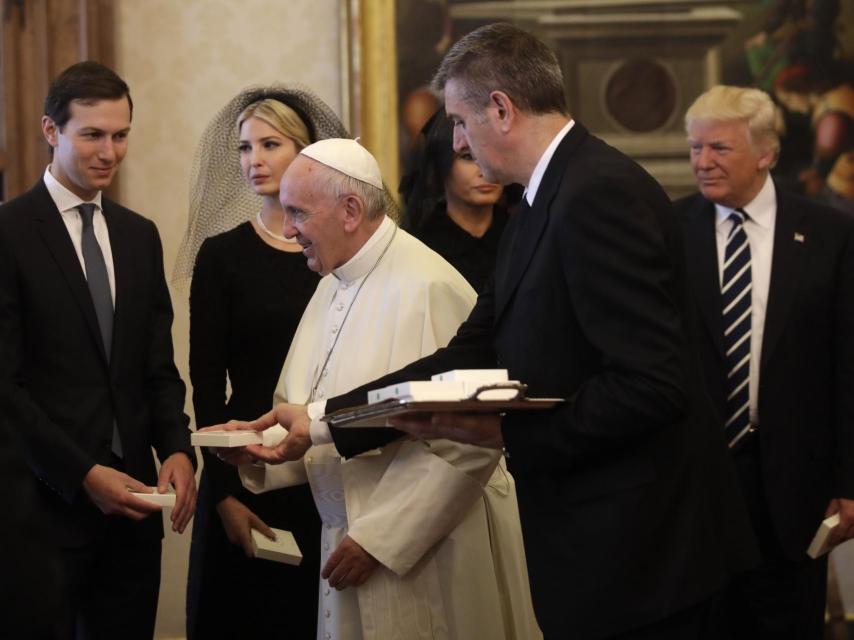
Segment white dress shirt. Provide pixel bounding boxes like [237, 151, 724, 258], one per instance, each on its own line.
[714, 174, 777, 425]
[43, 167, 116, 304]
[524, 119, 575, 205]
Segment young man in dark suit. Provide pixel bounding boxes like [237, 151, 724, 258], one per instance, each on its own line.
[0, 61, 196, 639]
[675, 85, 854, 639]
[222, 24, 757, 639]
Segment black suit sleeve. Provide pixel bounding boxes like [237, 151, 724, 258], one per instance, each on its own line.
[0, 222, 95, 501]
[143, 221, 193, 465]
[327, 277, 499, 458]
[189, 238, 243, 501]
[503, 182, 689, 469]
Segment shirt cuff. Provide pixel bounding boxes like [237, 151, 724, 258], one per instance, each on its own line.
[308, 400, 332, 445]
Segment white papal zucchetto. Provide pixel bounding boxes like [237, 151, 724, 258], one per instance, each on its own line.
[299, 138, 384, 189]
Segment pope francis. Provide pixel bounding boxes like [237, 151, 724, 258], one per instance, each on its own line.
[217, 139, 540, 640]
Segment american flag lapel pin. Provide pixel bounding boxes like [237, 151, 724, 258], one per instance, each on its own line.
[794, 232, 805, 243]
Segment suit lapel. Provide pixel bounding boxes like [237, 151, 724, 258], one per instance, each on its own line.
[761, 187, 807, 371]
[32, 181, 108, 364]
[685, 197, 725, 361]
[494, 123, 586, 321]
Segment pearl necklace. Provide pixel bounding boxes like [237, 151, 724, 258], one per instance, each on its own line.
[256, 210, 298, 244]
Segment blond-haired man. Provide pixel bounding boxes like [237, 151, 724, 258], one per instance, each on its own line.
[677, 84, 854, 638]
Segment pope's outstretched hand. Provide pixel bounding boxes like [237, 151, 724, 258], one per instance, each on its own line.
[199, 402, 313, 466]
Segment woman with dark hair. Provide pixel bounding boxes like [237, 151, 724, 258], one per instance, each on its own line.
[174, 85, 349, 639]
[400, 107, 520, 291]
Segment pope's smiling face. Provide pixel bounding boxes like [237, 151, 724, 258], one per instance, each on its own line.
[280, 156, 351, 275]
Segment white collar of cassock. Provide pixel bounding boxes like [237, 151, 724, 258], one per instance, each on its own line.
[332, 215, 395, 283]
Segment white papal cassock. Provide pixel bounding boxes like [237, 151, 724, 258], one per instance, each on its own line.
[240, 216, 541, 640]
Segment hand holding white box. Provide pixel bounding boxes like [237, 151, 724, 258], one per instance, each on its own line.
[251, 527, 302, 565]
[807, 513, 841, 558]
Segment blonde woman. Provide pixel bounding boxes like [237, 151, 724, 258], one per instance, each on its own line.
[175, 86, 347, 639]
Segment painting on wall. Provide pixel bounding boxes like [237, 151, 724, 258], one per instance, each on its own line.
[391, 0, 852, 211]
[741, 0, 853, 215]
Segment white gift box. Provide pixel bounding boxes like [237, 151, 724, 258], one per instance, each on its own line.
[191, 430, 263, 447]
[129, 489, 176, 507]
[252, 527, 303, 565]
[369, 381, 466, 404]
[431, 369, 509, 383]
[807, 513, 841, 558]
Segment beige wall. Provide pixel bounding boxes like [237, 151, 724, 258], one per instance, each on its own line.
[112, 1, 343, 637]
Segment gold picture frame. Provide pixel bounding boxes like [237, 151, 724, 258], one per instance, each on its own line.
[340, 0, 399, 195]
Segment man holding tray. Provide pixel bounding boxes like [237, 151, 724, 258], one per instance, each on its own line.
[225, 25, 760, 640]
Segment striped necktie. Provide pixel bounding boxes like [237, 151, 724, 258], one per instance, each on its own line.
[721, 208, 752, 448]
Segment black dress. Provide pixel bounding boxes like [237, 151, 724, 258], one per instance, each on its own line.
[412, 205, 508, 292]
[186, 221, 320, 639]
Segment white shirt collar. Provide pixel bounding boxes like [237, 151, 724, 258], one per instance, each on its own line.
[714, 173, 776, 230]
[43, 166, 103, 213]
[524, 119, 575, 206]
[332, 215, 395, 283]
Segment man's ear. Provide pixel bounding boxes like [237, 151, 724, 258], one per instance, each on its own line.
[341, 194, 366, 232]
[489, 91, 516, 133]
[41, 116, 59, 148]
[756, 145, 775, 172]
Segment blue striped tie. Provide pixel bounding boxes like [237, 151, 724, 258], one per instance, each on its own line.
[721, 209, 752, 448]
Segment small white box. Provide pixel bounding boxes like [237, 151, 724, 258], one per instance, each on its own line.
[191, 430, 263, 447]
[432, 369, 509, 383]
[129, 489, 176, 507]
[432, 370, 519, 400]
[252, 527, 303, 565]
[368, 381, 466, 404]
[807, 513, 841, 558]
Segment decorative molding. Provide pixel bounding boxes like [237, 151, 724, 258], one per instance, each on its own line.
[353, 0, 398, 196]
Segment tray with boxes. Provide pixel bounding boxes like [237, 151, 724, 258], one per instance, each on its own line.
[325, 369, 563, 428]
